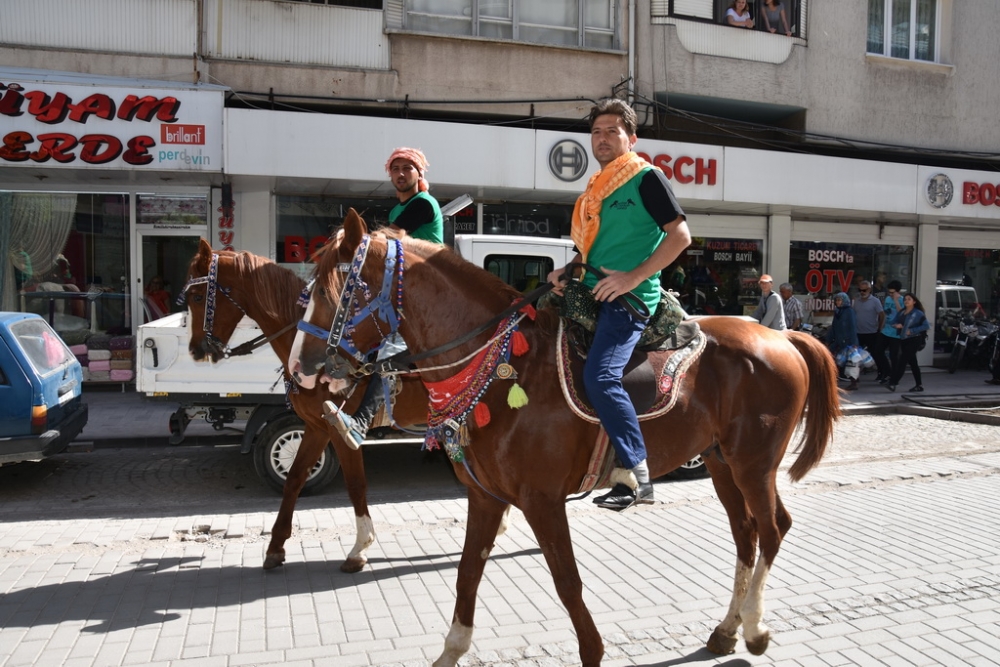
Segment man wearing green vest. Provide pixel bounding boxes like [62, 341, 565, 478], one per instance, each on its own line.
[385, 147, 443, 243]
[324, 147, 443, 447]
[547, 99, 691, 511]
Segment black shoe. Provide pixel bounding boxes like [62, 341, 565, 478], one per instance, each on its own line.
[597, 482, 654, 511]
[887, 384, 896, 392]
[592, 483, 630, 505]
[847, 380, 858, 391]
[837, 374, 851, 382]
[907, 385, 924, 393]
[878, 377, 889, 385]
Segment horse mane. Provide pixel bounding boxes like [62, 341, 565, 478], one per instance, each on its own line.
[229, 250, 306, 324]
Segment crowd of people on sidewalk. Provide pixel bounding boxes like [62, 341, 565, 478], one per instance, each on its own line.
[750, 275, 931, 393]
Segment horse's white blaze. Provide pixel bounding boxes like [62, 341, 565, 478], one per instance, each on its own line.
[432, 620, 473, 667]
[717, 560, 754, 637]
[288, 297, 317, 389]
[740, 560, 772, 646]
[347, 515, 375, 562]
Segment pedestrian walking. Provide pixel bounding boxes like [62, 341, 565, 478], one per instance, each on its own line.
[887, 293, 930, 393]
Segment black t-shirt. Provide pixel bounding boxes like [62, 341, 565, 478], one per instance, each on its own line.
[637, 168, 685, 230]
[391, 197, 436, 234]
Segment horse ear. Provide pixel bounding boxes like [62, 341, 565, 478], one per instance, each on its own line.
[342, 208, 368, 249]
[197, 238, 213, 258]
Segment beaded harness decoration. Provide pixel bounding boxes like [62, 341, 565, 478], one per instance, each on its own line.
[177, 252, 249, 358]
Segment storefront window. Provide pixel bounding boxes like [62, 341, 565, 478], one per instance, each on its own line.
[137, 195, 208, 226]
[1, 192, 130, 339]
[482, 202, 571, 238]
[788, 241, 914, 324]
[937, 248, 998, 318]
[665, 237, 764, 316]
[275, 195, 399, 275]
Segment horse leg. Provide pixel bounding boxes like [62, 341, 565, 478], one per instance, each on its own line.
[703, 457, 757, 656]
[335, 441, 373, 573]
[738, 489, 793, 656]
[433, 491, 509, 667]
[520, 498, 603, 667]
[264, 425, 330, 570]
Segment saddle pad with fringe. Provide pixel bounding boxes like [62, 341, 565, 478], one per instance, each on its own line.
[559, 318, 707, 494]
[557, 318, 706, 424]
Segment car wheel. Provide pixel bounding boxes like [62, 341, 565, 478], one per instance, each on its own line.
[668, 455, 709, 480]
[252, 415, 340, 495]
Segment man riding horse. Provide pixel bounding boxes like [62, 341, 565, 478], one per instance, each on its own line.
[324, 147, 444, 447]
[547, 99, 691, 511]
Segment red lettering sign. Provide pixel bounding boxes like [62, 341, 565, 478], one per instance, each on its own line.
[636, 152, 718, 186]
[0, 81, 191, 168]
[962, 181, 1000, 207]
[804, 269, 855, 294]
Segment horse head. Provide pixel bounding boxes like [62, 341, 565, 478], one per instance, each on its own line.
[181, 239, 252, 363]
[289, 209, 394, 393]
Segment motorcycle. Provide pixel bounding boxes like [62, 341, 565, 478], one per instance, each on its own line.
[948, 315, 999, 374]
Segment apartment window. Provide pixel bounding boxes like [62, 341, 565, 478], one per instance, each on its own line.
[867, 0, 938, 61]
[396, 0, 619, 50]
[658, 1, 804, 39]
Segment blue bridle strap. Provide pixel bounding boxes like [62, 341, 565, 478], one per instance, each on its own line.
[298, 235, 405, 374]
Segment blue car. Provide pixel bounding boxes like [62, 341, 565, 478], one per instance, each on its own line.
[0, 312, 88, 465]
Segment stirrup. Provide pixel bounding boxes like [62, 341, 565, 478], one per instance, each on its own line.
[322, 401, 364, 450]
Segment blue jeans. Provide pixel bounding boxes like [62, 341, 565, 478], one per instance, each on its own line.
[583, 301, 647, 469]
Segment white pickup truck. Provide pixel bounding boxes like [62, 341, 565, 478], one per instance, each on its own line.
[136, 234, 577, 492]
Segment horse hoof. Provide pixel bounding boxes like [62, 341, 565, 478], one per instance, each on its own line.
[746, 631, 770, 656]
[340, 557, 367, 573]
[262, 551, 285, 570]
[706, 628, 738, 655]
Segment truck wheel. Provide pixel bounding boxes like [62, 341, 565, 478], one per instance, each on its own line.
[253, 415, 340, 495]
[668, 455, 709, 480]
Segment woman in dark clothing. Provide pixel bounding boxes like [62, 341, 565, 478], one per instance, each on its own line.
[826, 291, 860, 390]
[887, 293, 930, 393]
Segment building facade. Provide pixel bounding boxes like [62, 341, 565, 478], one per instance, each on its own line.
[2, 0, 998, 381]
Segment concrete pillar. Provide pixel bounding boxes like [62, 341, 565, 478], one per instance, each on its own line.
[768, 213, 792, 284]
[229, 176, 275, 258]
[916, 221, 939, 366]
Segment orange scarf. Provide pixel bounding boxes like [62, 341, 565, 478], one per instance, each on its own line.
[570, 151, 653, 260]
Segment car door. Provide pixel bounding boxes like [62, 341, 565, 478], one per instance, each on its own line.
[0, 334, 32, 437]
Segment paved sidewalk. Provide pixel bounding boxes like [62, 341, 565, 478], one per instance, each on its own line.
[2, 449, 999, 666]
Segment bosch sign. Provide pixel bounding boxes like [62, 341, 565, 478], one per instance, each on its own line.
[635, 151, 718, 185]
[963, 181, 1000, 207]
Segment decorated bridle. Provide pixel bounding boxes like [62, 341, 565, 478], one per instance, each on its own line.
[296, 234, 405, 380]
[177, 252, 297, 359]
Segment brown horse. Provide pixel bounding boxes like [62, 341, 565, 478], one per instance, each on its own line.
[182, 239, 431, 573]
[289, 211, 841, 666]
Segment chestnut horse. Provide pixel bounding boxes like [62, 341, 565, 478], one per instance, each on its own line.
[182, 239, 431, 572]
[289, 211, 841, 666]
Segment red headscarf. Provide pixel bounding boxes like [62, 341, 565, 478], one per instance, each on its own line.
[385, 147, 430, 192]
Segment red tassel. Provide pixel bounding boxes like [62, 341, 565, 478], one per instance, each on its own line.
[473, 402, 491, 428]
[519, 304, 537, 321]
[511, 329, 529, 357]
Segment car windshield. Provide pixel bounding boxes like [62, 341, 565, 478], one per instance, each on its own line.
[10, 319, 73, 376]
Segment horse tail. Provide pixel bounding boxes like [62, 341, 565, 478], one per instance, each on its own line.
[785, 331, 841, 482]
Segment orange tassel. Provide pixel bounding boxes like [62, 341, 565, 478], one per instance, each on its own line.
[473, 402, 491, 428]
[511, 330, 529, 357]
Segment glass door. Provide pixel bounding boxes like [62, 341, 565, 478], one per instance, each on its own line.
[136, 232, 203, 324]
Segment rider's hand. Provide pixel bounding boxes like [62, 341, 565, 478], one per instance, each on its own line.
[591, 267, 641, 303]
[547, 267, 569, 296]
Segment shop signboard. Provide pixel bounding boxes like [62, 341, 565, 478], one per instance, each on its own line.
[0, 69, 224, 172]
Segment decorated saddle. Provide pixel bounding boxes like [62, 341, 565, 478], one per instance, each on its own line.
[556, 317, 706, 493]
